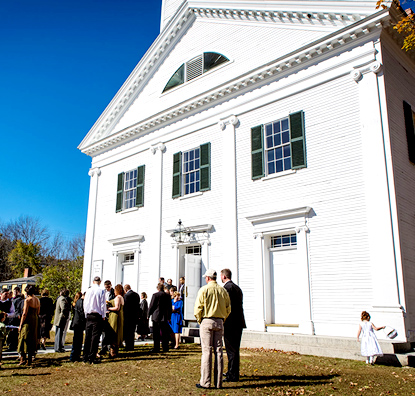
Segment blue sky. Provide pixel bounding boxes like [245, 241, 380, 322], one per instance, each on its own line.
[0, 0, 162, 240]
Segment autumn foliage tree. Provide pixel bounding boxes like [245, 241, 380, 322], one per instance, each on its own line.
[377, 0, 415, 51]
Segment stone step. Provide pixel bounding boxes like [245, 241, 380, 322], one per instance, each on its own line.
[240, 331, 414, 366]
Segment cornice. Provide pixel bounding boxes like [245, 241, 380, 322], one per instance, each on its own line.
[247, 206, 312, 224]
[80, 6, 390, 157]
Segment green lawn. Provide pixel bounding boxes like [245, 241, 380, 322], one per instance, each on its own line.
[0, 344, 414, 395]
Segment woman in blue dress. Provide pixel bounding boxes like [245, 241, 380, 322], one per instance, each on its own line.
[170, 291, 183, 349]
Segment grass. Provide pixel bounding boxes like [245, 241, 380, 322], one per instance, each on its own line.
[0, 344, 414, 395]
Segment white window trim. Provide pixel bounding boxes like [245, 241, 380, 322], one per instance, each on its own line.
[179, 191, 204, 200]
[262, 169, 296, 181]
[121, 207, 139, 214]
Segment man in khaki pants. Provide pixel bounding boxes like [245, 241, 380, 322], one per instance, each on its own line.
[194, 269, 231, 389]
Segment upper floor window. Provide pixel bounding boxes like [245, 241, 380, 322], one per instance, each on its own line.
[163, 52, 229, 93]
[251, 111, 307, 180]
[172, 143, 211, 198]
[116, 165, 145, 212]
[403, 101, 415, 164]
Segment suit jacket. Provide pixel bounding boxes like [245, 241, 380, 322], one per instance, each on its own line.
[148, 291, 172, 322]
[124, 290, 141, 325]
[53, 295, 70, 328]
[224, 280, 246, 330]
[70, 298, 86, 330]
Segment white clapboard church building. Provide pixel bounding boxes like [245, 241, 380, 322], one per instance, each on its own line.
[79, 0, 415, 355]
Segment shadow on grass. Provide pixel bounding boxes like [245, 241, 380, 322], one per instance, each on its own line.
[10, 372, 52, 377]
[223, 374, 339, 389]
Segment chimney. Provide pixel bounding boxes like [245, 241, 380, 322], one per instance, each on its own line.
[24, 268, 32, 278]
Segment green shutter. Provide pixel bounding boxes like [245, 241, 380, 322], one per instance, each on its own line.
[172, 152, 182, 198]
[115, 172, 124, 213]
[199, 142, 211, 191]
[289, 111, 307, 170]
[403, 101, 415, 164]
[135, 165, 145, 207]
[251, 125, 264, 180]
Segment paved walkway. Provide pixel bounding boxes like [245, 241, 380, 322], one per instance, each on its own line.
[3, 339, 152, 358]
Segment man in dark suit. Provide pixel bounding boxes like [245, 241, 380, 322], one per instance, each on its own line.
[220, 268, 246, 382]
[148, 282, 172, 353]
[123, 284, 141, 350]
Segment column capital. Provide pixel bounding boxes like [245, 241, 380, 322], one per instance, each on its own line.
[350, 61, 382, 82]
[88, 167, 101, 177]
[150, 142, 166, 154]
[218, 115, 239, 130]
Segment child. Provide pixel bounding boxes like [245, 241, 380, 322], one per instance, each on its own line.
[0, 312, 7, 368]
[357, 311, 385, 364]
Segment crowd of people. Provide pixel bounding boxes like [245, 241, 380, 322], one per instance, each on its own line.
[0, 276, 189, 367]
[0, 269, 249, 392]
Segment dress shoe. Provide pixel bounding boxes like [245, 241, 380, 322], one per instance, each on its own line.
[195, 384, 209, 389]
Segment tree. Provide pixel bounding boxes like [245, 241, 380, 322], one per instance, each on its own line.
[0, 233, 14, 281]
[377, 0, 415, 51]
[7, 240, 42, 278]
[37, 257, 84, 300]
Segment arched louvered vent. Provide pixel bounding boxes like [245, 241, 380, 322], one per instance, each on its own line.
[186, 55, 203, 81]
[162, 52, 229, 93]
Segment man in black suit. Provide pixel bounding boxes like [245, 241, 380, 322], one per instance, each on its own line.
[220, 268, 246, 382]
[148, 283, 172, 353]
[123, 284, 141, 350]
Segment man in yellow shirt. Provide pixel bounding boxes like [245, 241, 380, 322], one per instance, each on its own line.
[194, 269, 231, 389]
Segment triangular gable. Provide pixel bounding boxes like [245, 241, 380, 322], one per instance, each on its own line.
[78, 0, 390, 156]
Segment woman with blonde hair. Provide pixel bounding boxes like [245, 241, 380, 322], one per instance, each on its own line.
[169, 291, 183, 349]
[107, 284, 124, 357]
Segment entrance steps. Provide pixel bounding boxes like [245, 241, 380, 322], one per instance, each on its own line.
[241, 331, 415, 367]
[180, 327, 415, 366]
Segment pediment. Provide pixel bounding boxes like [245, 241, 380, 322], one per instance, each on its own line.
[78, 0, 391, 156]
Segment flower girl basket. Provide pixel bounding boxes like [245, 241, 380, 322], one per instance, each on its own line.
[384, 326, 398, 339]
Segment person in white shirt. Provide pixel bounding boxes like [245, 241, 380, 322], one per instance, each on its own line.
[83, 276, 106, 364]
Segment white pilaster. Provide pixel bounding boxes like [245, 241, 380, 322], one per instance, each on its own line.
[82, 167, 101, 291]
[295, 225, 315, 335]
[353, 60, 405, 338]
[218, 115, 239, 282]
[253, 232, 267, 331]
[150, 142, 166, 284]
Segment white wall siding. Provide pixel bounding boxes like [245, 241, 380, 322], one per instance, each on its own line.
[236, 75, 372, 336]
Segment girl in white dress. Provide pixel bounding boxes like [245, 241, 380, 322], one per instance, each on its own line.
[357, 311, 385, 364]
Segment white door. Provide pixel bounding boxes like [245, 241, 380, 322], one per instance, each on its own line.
[184, 254, 202, 320]
[122, 264, 135, 286]
[270, 249, 300, 324]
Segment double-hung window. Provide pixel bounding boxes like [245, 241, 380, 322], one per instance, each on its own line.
[115, 165, 145, 212]
[172, 143, 211, 198]
[251, 111, 307, 180]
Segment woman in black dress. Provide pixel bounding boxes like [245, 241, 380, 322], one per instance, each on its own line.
[38, 289, 54, 350]
[136, 292, 149, 341]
